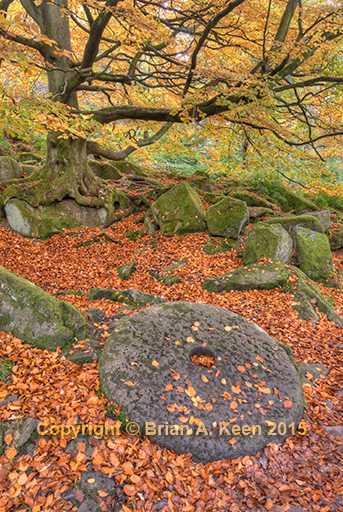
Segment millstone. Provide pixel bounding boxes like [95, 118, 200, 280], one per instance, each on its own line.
[99, 302, 304, 463]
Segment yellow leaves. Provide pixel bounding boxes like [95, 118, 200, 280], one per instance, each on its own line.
[224, 325, 239, 332]
[4, 433, 12, 445]
[152, 360, 159, 367]
[186, 337, 195, 343]
[185, 385, 196, 397]
[125, 381, 133, 386]
[5, 446, 17, 460]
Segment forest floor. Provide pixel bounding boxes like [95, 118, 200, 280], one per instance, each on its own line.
[0, 209, 342, 512]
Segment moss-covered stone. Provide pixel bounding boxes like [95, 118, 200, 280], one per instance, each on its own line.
[4, 197, 127, 238]
[300, 210, 331, 232]
[206, 196, 249, 239]
[0, 359, 14, 382]
[144, 210, 159, 233]
[151, 182, 206, 236]
[0, 266, 89, 350]
[189, 177, 213, 193]
[88, 159, 123, 180]
[280, 189, 317, 213]
[144, 186, 172, 200]
[202, 238, 237, 255]
[263, 214, 324, 236]
[124, 229, 145, 241]
[0, 417, 40, 458]
[0, 143, 15, 158]
[248, 206, 275, 220]
[149, 259, 187, 285]
[230, 188, 274, 209]
[203, 262, 343, 327]
[117, 262, 137, 280]
[243, 223, 293, 265]
[283, 268, 343, 327]
[293, 227, 333, 283]
[0, 156, 22, 181]
[202, 262, 290, 293]
[202, 192, 226, 204]
[330, 225, 343, 250]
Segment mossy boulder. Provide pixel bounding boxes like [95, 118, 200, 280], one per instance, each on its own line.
[0, 266, 89, 350]
[0, 143, 16, 158]
[203, 262, 343, 327]
[293, 227, 333, 284]
[145, 186, 172, 201]
[202, 262, 290, 293]
[202, 192, 226, 204]
[264, 215, 324, 237]
[0, 156, 22, 181]
[281, 189, 317, 213]
[230, 189, 274, 209]
[243, 223, 293, 265]
[89, 287, 166, 306]
[190, 177, 213, 193]
[88, 160, 123, 180]
[0, 417, 40, 458]
[283, 268, 343, 327]
[4, 197, 127, 238]
[330, 225, 343, 250]
[202, 237, 238, 255]
[144, 210, 159, 233]
[117, 262, 137, 280]
[248, 206, 275, 220]
[206, 197, 249, 239]
[151, 182, 206, 236]
[99, 301, 304, 463]
[300, 210, 331, 232]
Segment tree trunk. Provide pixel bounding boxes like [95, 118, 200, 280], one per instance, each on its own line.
[1, 1, 130, 229]
[1, 134, 129, 225]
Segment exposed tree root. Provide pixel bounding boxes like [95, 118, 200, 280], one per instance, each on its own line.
[0, 135, 132, 225]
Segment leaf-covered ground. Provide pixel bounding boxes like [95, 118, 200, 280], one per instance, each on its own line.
[0, 215, 342, 512]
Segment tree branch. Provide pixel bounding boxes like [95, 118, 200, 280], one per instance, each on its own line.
[87, 122, 173, 160]
[183, 0, 247, 96]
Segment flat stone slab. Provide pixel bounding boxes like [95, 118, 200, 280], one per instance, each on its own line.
[99, 302, 304, 463]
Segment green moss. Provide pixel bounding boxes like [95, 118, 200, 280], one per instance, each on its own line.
[264, 215, 324, 235]
[206, 196, 249, 238]
[117, 262, 137, 280]
[243, 223, 293, 265]
[230, 188, 273, 208]
[0, 359, 14, 381]
[151, 182, 206, 236]
[293, 227, 333, 283]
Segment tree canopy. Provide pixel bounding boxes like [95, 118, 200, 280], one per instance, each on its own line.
[0, 0, 342, 219]
[0, 1, 342, 157]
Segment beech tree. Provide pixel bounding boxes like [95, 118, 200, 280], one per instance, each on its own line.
[0, 0, 342, 223]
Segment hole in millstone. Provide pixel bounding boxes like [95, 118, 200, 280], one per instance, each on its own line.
[190, 346, 216, 367]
